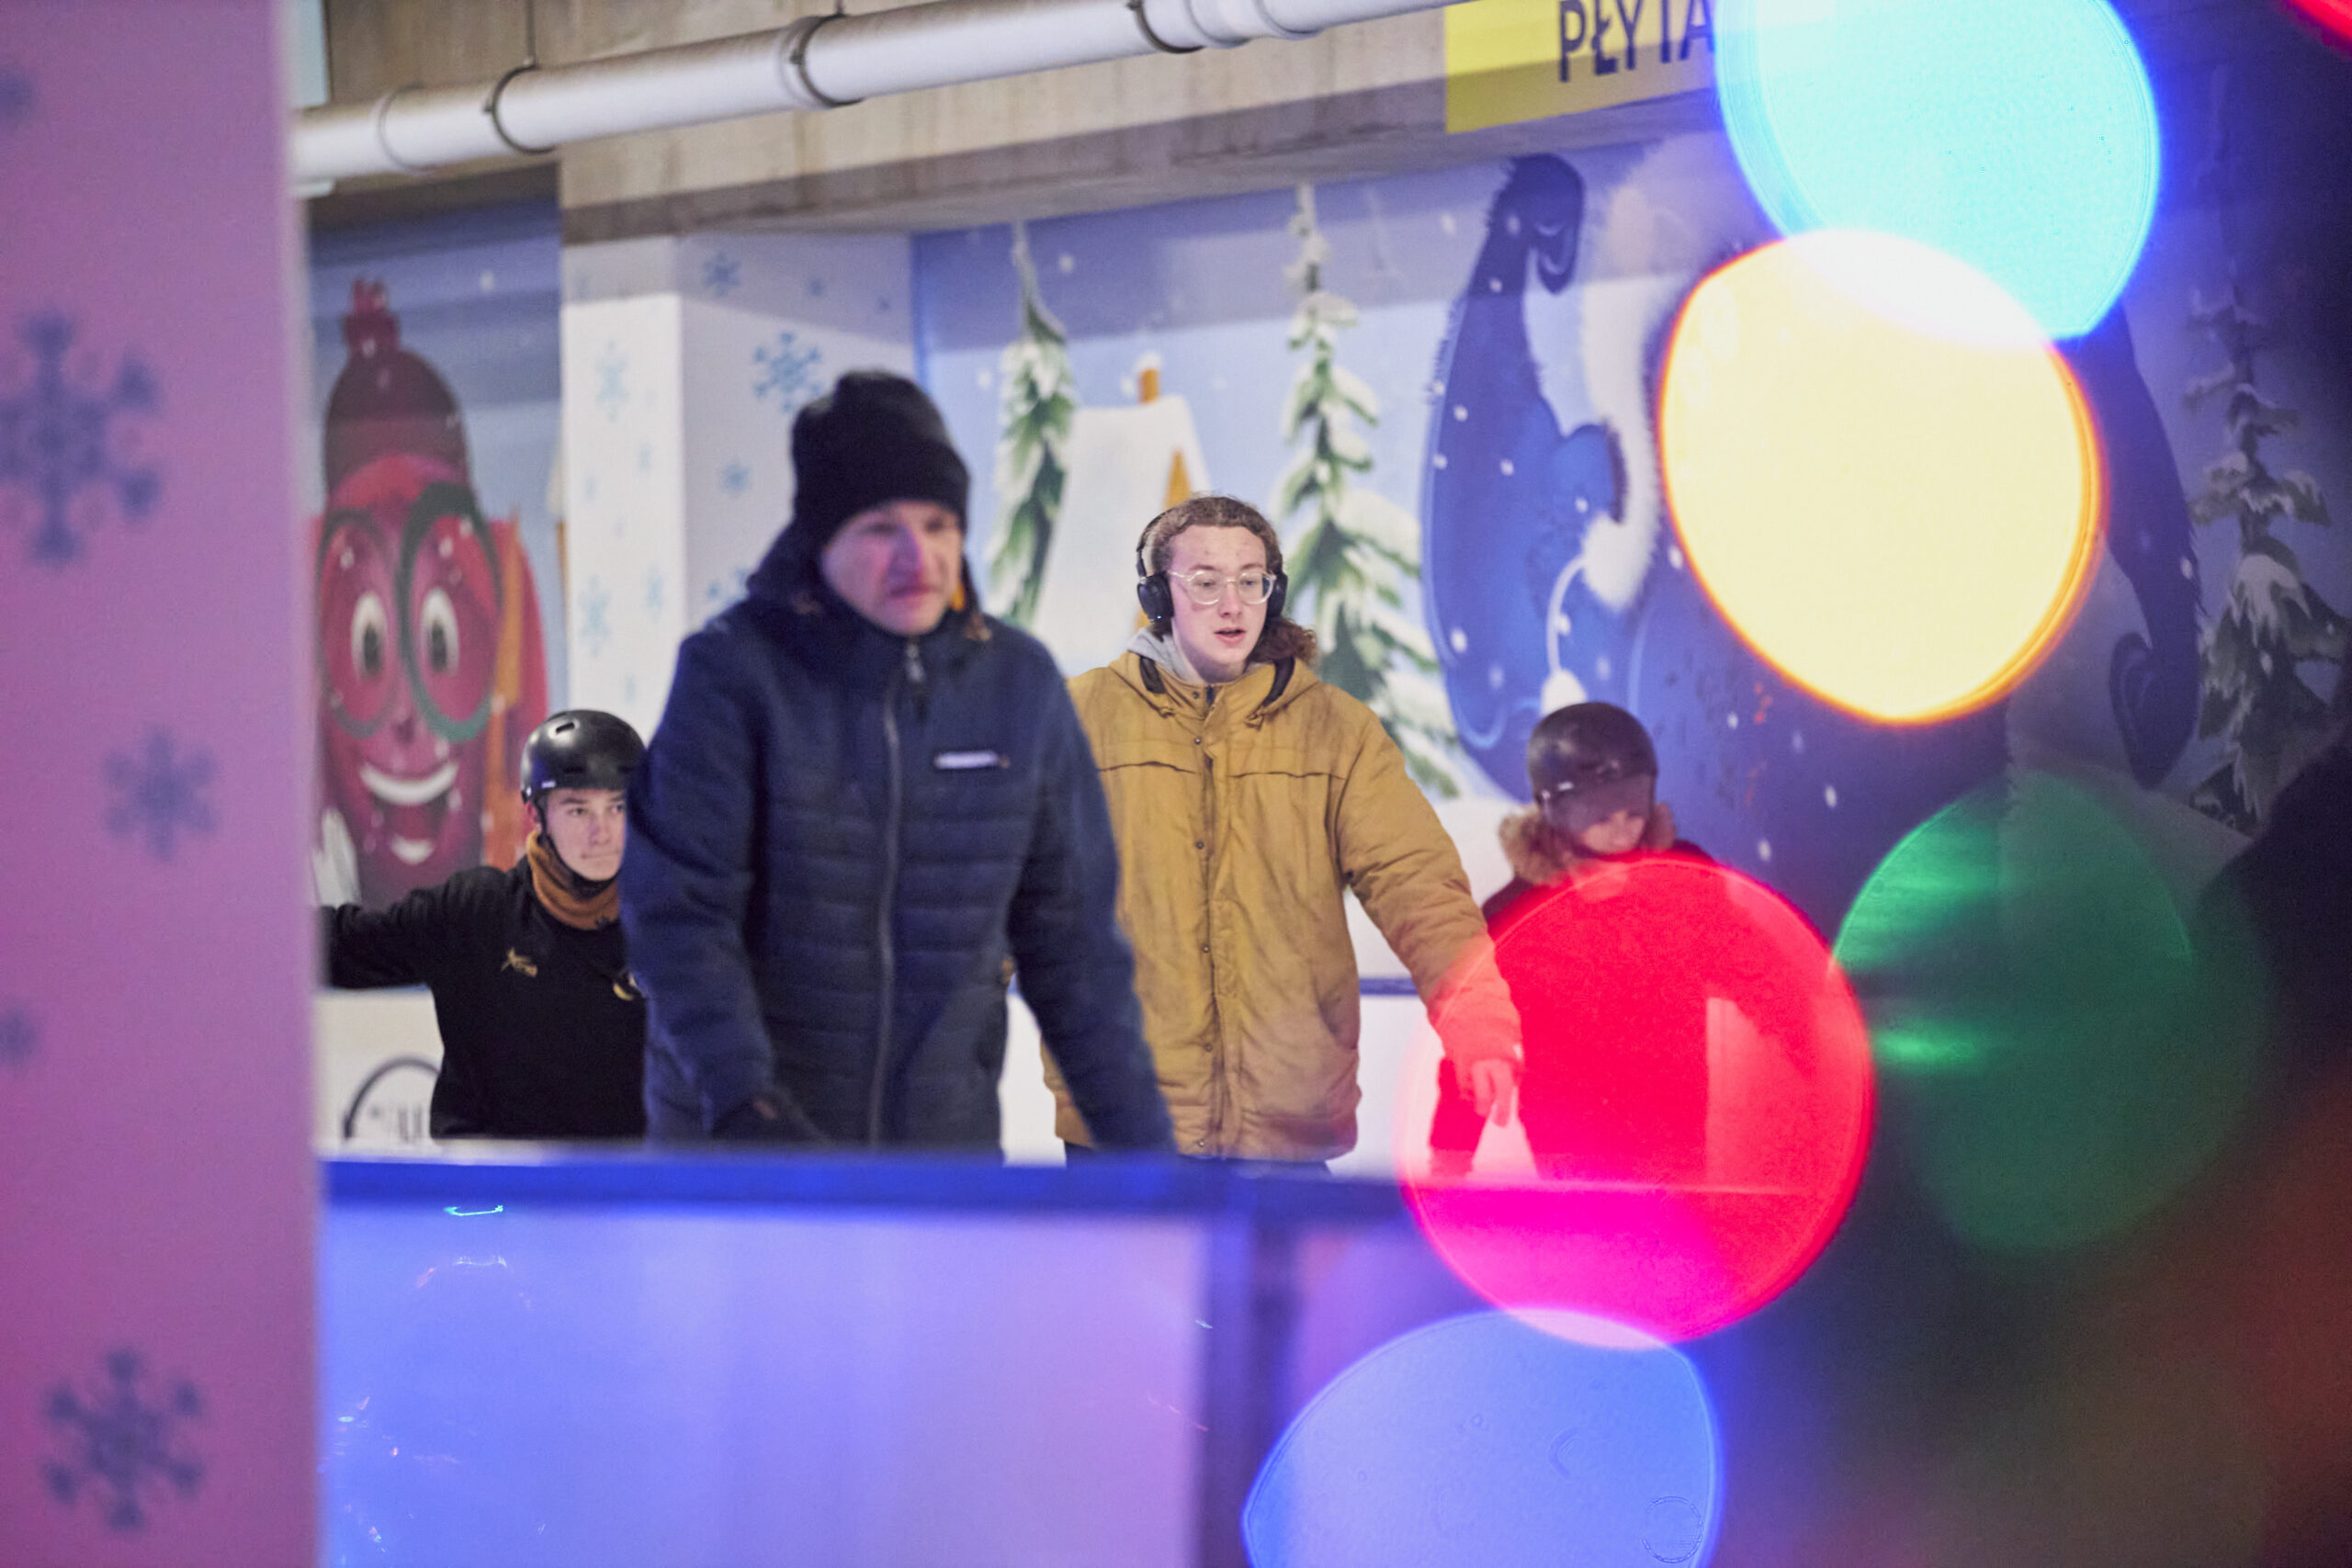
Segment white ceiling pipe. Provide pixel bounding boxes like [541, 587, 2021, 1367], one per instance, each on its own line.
[292, 0, 1462, 186]
[794, 0, 1172, 103]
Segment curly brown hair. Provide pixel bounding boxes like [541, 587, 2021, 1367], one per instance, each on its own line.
[1138, 494, 1319, 667]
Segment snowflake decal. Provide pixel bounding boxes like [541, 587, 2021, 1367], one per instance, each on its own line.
[643, 569, 666, 615]
[594, 343, 629, 420]
[0, 313, 162, 566]
[104, 729, 216, 861]
[719, 460, 750, 497]
[0, 1002, 38, 1070]
[579, 578, 612, 658]
[636, 441, 651, 473]
[44, 1349, 205, 1532]
[752, 331, 823, 415]
[0, 66, 31, 128]
[808, 276, 827, 299]
[701, 253, 741, 298]
[704, 566, 750, 607]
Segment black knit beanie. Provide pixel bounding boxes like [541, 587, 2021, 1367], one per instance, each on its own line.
[782, 371, 969, 568]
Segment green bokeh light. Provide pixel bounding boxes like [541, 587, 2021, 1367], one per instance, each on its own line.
[1835, 772, 2257, 1250]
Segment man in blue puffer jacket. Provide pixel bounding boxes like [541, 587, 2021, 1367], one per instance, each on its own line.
[622, 370, 1175, 1152]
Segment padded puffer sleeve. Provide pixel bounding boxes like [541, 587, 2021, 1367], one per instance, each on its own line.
[1334, 716, 1524, 1069]
[620, 630, 780, 1133]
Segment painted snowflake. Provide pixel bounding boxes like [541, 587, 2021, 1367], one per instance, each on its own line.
[594, 343, 629, 420]
[0, 1003, 37, 1070]
[752, 331, 823, 415]
[0, 66, 31, 128]
[579, 578, 612, 658]
[105, 730, 215, 861]
[719, 460, 751, 497]
[701, 253, 741, 298]
[643, 568, 666, 615]
[0, 313, 162, 566]
[45, 1349, 205, 1532]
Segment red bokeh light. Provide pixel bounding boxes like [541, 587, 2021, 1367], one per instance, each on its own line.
[2283, 0, 2352, 46]
[1401, 858, 1874, 1342]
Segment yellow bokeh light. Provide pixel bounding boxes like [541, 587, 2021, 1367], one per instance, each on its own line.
[1657, 232, 2103, 725]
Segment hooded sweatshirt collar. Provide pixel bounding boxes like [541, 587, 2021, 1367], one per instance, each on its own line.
[1118, 636, 1313, 728]
[1126, 624, 1209, 687]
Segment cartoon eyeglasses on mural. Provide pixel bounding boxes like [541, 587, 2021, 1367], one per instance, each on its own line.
[320, 479, 504, 748]
[313, 280, 547, 909]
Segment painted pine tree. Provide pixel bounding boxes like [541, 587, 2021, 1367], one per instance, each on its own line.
[1274, 184, 1464, 795]
[989, 220, 1076, 626]
[2186, 278, 2343, 829]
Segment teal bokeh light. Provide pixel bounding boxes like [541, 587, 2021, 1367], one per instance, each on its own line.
[1715, 0, 2160, 338]
[1834, 773, 2257, 1250]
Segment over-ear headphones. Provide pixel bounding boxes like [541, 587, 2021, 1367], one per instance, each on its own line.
[1134, 519, 1174, 623]
[1134, 517, 1290, 623]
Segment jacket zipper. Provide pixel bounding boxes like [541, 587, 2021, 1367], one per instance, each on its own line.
[866, 639, 924, 1145]
[1202, 728, 1226, 1155]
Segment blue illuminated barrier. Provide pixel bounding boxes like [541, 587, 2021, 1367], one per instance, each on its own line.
[321, 1154, 1481, 1568]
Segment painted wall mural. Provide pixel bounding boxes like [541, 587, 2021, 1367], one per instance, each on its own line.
[307, 209, 563, 909]
[917, 95, 2352, 936]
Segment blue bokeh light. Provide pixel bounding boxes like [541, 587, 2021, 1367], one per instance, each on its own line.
[1716, 0, 2160, 338]
[1244, 1311, 1720, 1568]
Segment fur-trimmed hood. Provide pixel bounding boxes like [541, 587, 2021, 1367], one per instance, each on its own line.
[1498, 801, 1679, 887]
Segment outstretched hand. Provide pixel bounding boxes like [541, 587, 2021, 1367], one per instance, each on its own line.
[1468, 1057, 1519, 1125]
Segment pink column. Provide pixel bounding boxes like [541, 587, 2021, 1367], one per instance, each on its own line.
[0, 6, 313, 1562]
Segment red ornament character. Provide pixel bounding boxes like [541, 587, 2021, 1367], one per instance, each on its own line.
[314, 280, 548, 908]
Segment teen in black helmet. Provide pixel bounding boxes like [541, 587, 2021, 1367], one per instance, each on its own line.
[1490, 701, 1704, 918]
[1429, 702, 1712, 1174]
[322, 709, 650, 1140]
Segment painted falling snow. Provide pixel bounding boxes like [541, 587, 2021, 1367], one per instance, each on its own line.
[0, 312, 161, 567]
[106, 729, 217, 863]
[915, 131, 2352, 932]
[45, 1349, 207, 1532]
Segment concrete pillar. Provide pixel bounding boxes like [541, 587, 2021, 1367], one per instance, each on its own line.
[560, 230, 913, 739]
[0, 5, 313, 1562]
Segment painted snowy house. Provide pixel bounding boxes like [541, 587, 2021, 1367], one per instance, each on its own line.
[1025, 359, 1212, 673]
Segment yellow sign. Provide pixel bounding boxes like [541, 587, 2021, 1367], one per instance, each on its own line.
[1445, 0, 1719, 134]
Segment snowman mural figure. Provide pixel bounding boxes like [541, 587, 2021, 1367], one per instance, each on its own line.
[1423, 157, 1631, 799]
[1419, 147, 2211, 929]
[312, 281, 548, 908]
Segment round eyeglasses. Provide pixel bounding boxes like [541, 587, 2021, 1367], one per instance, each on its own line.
[1176, 570, 1276, 607]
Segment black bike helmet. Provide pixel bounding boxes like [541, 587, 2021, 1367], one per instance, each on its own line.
[1528, 702, 1657, 837]
[521, 710, 645, 804]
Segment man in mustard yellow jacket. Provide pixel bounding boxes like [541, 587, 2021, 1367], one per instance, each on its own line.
[1055, 495, 1521, 1164]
